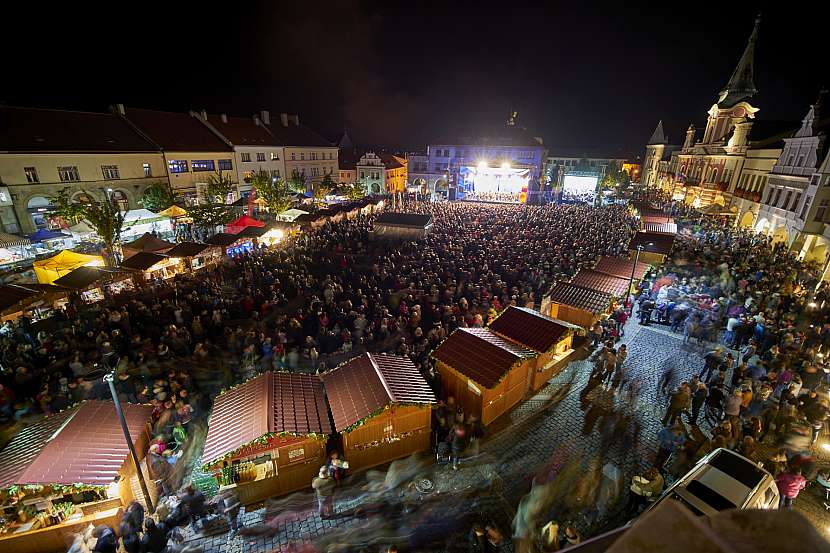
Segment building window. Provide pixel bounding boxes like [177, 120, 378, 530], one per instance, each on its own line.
[191, 160, 215, 172]
[787, 155, 795, 166]
[101, 165, 120, 179]
[310, 152, 317, 160]
[801, 196, 812, 219]
[792, 193, 802, 212]
[360, 171, 365, 179]
[110, 189, 129, 211]
[256, 152, 266, 162]
[815, 199, 829, 222]
[328, 152, 333, 160]
[797, 155, 805, 167]
[271, 169, 280, 179]
[143, 163, 152, 177]
[270, 152, 279, 161]
[241, 152, 251, 162]
[58, 166, 81, 182]
[291, 153, 296, 161]
[168, 160, 189, 174]
[772, 188, 782, 206]
[218, 159, 233, 171]
[24, 167, 39, 183]
[782, 190, 792, 209]
[300, 153, 305, 161]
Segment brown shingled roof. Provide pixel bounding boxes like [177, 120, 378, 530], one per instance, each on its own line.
[0, 401, 153, 487]
[629, 231, 676, 255]
[120, 251, 168, 271]
[202, 372, 332, 464]
[322, 353, 435, 432]
[546, 281, 612, 314]
[123, 108, 232, 152]
[570, 269, 631, 297]
[489, 306, 570, 353]
[594, 256, 650, 280]
[432, 327, 536, 389]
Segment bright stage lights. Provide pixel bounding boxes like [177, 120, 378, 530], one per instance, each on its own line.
[477, 161, 488, 170]
[501, 162, 511, 169]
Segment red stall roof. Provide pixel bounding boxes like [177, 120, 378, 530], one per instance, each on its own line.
[593, 256, 650, 280]
[227, 216, 266, 234]
[0, 401, 153, 487]
[489, 306, 570, 353]
[202, 372, 332, 465]
[322, 353, 436, 432]
[570, 269, 631, 297]
[431, 327, 536, 389]
[546, 282, 613, 314]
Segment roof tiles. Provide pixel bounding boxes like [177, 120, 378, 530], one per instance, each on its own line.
[593, 256, 650, 280]
[202, 372, 331, 464]
[322, 353, 436, 432]
[570, 269, 631, 297]
[0, 401, 153, 487]
[489, 306, 570, 353]
[432, 327, 536, 389]
[629, 231, 676, 255]
[546, 281, 612, 314]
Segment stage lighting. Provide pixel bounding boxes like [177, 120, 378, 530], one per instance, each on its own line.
[477, 161, 488, 170]
[501, 162, 511, 169]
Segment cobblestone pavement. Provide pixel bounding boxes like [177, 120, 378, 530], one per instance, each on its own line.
[183, 320, 830, 551]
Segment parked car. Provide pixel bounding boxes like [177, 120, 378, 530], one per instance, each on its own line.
[644, 448, 779, 516]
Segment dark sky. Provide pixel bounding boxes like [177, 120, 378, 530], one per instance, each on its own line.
[4, 1, 827, 156]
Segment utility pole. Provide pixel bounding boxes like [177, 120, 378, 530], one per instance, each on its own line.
[104, 372, 155, 513]
[627, 243, 652, 315]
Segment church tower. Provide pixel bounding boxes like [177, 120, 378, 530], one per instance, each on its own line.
[702, 15, 761, 148]
[642, 120, 667, 188]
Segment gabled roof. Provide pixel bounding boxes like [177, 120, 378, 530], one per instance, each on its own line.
[648, 120, 667, 145]
[380, 154, 406, 170]
[489, 306, 571, 353]
[570, 269, 631, 297]
[120, 251, 168, 271]
[122, 108, 232, 152]
[202, 372, 332, 465]
[629, 231, 676, 255]
[52, 266, 128, 290]
[165, 242, 212, 258]
[121, 232, 175, 254]
[206, 232, 241, 246]
[268, 121, 334, 148]
[0, 401, 153, 487]
[322, 353, 436, 432]
[593, 256, 650, 280]
[546, 282, 612, 314]
[205, 114, 280, 147]
[435, 123, 545, 148]
[432, 327, 536, 389]
[375, 212, 433, 228]
[0, 284, 42, 312]
[0, 106, 158, 153]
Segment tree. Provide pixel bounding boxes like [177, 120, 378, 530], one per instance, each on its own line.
[345, 179, 367, 200]
[288, 171, 307, 194]
[50, 188, 125, 267]
[251, 170, 294, 214]
[313, 178, 333, 202]
[205, 170, 236, 204]
[188, 202, 235, 233]
[141, 181, 176, 212]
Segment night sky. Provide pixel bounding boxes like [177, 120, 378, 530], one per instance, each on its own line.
[4, 1, 828, 156]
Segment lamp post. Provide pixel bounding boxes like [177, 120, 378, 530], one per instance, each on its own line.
[104, 371, 155, 513]
[628, 242, 652, 315]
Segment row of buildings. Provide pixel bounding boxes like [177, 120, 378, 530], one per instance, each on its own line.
[0, 106, 338, 234]
[641, 15, 830, 267]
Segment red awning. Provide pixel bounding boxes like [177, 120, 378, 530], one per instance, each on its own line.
[226, 215, 265, 234]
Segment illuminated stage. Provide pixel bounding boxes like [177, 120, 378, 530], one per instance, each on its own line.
[458, 163, 530, 203]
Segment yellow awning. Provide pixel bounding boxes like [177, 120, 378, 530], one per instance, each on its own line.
[33, 250, 104, 284]
[157, 205, 188, 218]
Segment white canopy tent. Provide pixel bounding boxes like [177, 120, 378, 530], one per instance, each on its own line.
[121, 209, 172, 238]
[277, 208, 310, 222]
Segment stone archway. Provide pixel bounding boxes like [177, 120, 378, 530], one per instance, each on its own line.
[26, 195, 56, 230]
[771, 225, 789, 245]
[413, 177, 427, 194]
[739, 211, 755, 228]
[755, 217, 770, 235]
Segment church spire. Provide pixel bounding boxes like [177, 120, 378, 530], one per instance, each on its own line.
[718, 14, 761, 108]
[647, 120, 666, 145]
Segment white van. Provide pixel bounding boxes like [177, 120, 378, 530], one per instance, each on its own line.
[644, 448, 779, 516]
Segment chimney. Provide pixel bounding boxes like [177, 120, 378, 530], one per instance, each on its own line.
[259, 110, 270, 126]
[199, 109, 207, 120]
[220, 113, 228, 123]
[279, 113, 289, 127]
[115, 103, 125, 116]
[253, 114, 261, 126]
[290, 114, 299, 126]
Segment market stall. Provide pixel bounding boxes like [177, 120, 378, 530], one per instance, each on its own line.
[52, 266, 134, 301]
[543, 281, 613, 329]
[121, 209, 171, 239]
[489, 306, 577, 392]
[322, 353, 436, 471]
[0, 283, 68, 322]
[226, 215, 265, 235]
[202, 372, 331, 506]
[120, 252, 177, 281]
[570, 268, 632, 298]
[32, 250, 104, 285]
[206, 232, 251, 256]
[120, 232, 174, 259]
[0, 401, 154, 553]
[593, 256, 651, 282]
[628, 231, 676, 265]
[277, 208, 309, 222]
[0, 233, 33, 267]
[164, 242, 221, 271]
[372, 212, 433, 240]
[432, 327, 536, 426]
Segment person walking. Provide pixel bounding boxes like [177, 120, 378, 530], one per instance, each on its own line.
[219, 489, 242, 534]
[450, 421, 468, 470]
[663, 383, 691, 426]
[690, 382, 707, 425]
[312, 466, 336, 518]
[723, 388, 743, 430]
[775, 467, 807, 509]
[655, 423, 685, 470]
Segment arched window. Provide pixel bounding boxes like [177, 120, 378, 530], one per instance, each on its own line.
[110, 190, 129, 211]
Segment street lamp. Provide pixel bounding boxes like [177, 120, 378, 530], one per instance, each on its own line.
[104, 371, 155, 513]
[628, 242, 653, 315]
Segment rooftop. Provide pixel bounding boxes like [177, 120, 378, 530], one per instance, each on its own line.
[121, 107, 232, 152]
[488, 306, 571, 353]
[164, 242, 212, 258]
[205, 113, 280, 147]
[375, 212, 433, 229]
[570, 269, 632, 297]
[120, 251, 168, 271]
[546, 281, 613, 314]
[593, 256, 650, 280]
[629, 231, 676, 255]
[432, 327, 536, 389]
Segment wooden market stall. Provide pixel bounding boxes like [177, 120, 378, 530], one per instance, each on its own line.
[120, 232, 174, 260]
[164, 242, 222, 272]
[0, 283, 70, 322]
[570, 268, 632, 298]
[628, 231, 676, 265]
[593, 256, 651, 282]
[489, 306, 577, 392]
[372, 212, 433, 240]
[322, 353, 436, 471]
[226, 215, 266, 235]
[206, 232, 251, 255]
[202, 372, 331, 506]
[120, 251, 178, 281]
[0, 401, 154, 553]
[543, 281, 613, 329]
[431, 327, 536, 426]
[52, 266, 134, 302]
